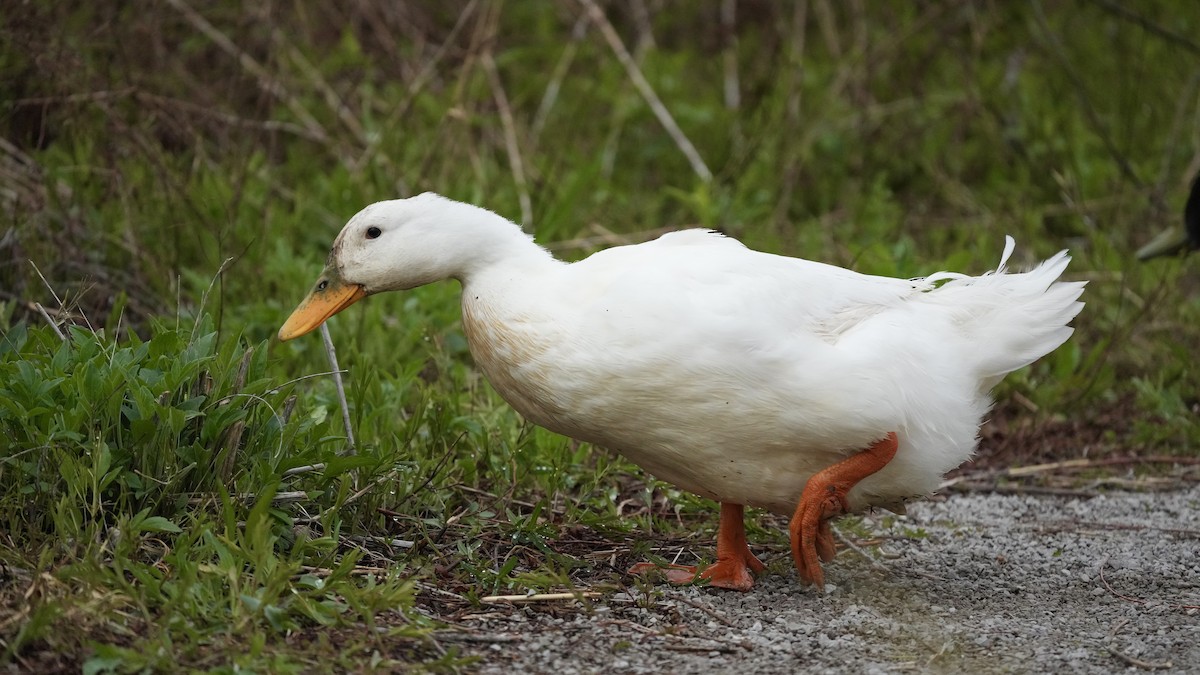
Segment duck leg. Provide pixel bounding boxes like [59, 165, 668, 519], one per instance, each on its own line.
[628, 502, 765, 591]
[789, 432, 899, 588]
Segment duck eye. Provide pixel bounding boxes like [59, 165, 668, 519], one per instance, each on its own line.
[366, 226, 382, 239]
[316, 280, 328, 291]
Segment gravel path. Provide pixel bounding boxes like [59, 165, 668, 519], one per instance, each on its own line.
[456, 486, 1200, 673]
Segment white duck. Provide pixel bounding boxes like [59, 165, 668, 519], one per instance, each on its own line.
[280, 193, 1085, 591]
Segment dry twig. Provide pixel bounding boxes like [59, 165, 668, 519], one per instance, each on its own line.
[319, 323, 357, 456]
[940, 455, 1200, 494]
[673, 595, 735, 628]
[531, 14, 590, 145]
[185, 491, 308, 505]
[33, 302, 65, 341]
[481, 52, 533, 229]
[943, 483, 1098, 498]
[576, 0, 713, 182]
[480, 592, 601, 604]
[1086, 0, 1200, 56]
[1006, 456, 1200, 477]
[433, 631, 523, 643]
[283, 463, 326, 477]
[163, 0, 330, 145]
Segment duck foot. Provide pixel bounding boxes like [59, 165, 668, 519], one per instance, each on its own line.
[628, 502, 764, 591]
[789, 432, 899, 588]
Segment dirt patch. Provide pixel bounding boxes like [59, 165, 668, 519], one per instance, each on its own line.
[968, 395, 1147, 471]
[437, 486, 1200, 674]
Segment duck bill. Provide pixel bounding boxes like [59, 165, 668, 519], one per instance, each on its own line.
[1136, 226, 1190, 261]
[278, 273, 367, 341]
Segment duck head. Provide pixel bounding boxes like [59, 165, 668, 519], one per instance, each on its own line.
[278, 193, 500, 341]
[1137, 172, 1200, 260]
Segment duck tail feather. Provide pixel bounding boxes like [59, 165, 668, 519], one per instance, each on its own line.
[970, 246, 1086, 386]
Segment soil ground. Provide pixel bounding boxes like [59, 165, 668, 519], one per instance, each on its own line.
[442, 485, 1200, 674]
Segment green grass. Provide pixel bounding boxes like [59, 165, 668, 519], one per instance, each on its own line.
[3, 1, 1200, 671]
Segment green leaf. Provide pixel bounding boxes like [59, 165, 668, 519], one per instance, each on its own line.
[139, 516, 182, 533]
[82, 652, 126, 675]
[320, 454, 375, 478]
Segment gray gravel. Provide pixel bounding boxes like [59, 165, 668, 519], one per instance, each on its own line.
[455, 486, 1200, 673]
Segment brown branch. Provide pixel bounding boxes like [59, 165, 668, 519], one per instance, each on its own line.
[1086, 0, 1200, 57]
[163, 0, 329, 144]
[943, 456, 1200, 490]
[531, 14, 590, 146]
[577, 0, 713, 182]
[943, 483, 1099, 499]
[482, 52, 533, 230]
[1005, 456, 1200, 477]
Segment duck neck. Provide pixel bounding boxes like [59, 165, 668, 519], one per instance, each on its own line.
[452, 208, 561, 286]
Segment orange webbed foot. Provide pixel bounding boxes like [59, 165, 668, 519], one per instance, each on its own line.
[629, 548, 764, 591]
[628, 502, 763, 591]
[789, 432, 899, 588]
[789, 486, 843, 587]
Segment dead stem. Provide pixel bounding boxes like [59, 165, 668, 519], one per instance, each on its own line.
[577, 0, 713, 182]
[481, 52, 533, 230]
[319, 323, 357, 456]
[163, 0, 330, 145]
[531, 15, 590, 147]
[33, 302, 65, 341]
[480, 592, 601, 604]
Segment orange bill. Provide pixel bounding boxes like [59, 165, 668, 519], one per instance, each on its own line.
[278, 269, 367, 341]
[1135, 226, 1190, 260]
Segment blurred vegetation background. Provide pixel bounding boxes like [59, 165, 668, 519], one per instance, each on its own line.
[2, 1, 1199, 671]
